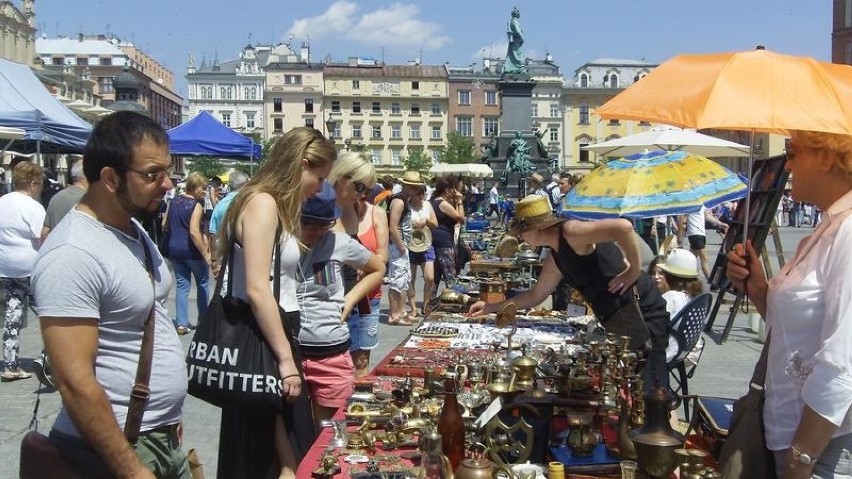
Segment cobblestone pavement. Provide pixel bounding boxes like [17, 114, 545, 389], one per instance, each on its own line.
[0, 226, 812, 478]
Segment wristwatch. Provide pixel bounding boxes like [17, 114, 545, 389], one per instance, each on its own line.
[791, 445, 816, 465]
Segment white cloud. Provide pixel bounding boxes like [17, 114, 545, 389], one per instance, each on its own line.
[287, 1, 450, 52]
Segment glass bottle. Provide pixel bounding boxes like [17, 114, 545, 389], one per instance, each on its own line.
[437, 376, 465, 471]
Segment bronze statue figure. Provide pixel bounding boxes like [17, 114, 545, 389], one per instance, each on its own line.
[505, 7, 527, 75]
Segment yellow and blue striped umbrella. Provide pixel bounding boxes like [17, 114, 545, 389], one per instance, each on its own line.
[562, 150, 747, 220]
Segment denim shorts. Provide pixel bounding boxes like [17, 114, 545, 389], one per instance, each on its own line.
[409, 246, 436, 264]
[348, 297, 380, 351]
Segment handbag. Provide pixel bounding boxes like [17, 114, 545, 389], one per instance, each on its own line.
[601, 287, 651, 351]
[718, 334, 775, 479]
[186, 223, 294, 414]
[20, 238, 158, 479]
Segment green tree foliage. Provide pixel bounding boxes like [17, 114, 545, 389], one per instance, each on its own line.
[401, 148, 433, 176]
[186, 157, 226, 178]
[437, 131, 477, 164]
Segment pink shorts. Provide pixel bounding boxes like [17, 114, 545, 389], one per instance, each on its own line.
[301, 352, 355, 409]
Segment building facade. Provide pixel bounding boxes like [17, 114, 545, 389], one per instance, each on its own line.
[561, 58, 657, 173]
[446, 60, 501, 156]
[529, 55, 566, 168]
[323, 61, 448, 174]
[0, 0, 34, 65]
[833, 0, 852, 64]
[36, 35, 182, 128]
[263, 43, 323, 138]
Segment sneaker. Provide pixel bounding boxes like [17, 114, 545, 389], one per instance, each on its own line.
[176, 326, 191, 336]
[33, 357, 54, 388]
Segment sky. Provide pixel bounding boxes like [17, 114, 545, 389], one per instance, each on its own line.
[34, 0, 831, 98]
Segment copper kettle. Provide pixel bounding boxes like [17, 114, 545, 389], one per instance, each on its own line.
[448, 453, 513, 479]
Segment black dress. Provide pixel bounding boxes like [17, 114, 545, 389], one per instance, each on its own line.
[551, 234, 670, 389]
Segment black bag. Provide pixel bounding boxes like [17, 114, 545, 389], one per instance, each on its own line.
[186, 225, 293, 414]
[718, 336, 775, 479]
[601, 288, 651, 351]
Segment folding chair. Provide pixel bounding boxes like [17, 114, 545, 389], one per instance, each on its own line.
[668, 293, 713, 421]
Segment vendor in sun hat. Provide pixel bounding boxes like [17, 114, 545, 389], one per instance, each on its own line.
[648, 249, 704, 363]
[470, 194, 671, 388]
[296, 182, 386, 428]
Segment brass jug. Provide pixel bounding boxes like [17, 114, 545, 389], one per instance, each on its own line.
[448, 451, 513, 479]
[629, 387, 684, 479]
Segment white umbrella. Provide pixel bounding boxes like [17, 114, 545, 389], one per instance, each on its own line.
[583, 125, 750, 158]
[429, 163, 493, 178]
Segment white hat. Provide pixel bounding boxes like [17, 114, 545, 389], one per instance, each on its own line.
[659, 248, 700, 279]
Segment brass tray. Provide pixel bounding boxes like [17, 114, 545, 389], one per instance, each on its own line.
[410, 326, 459, 338]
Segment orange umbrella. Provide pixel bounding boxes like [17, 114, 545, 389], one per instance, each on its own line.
[596, 47, 852, 136]
[596, 47, 852, 249]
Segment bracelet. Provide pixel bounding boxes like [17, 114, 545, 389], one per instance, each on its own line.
[281, 374, 302, 380]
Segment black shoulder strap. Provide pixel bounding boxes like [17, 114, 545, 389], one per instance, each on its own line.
[222, 220, 283, 302]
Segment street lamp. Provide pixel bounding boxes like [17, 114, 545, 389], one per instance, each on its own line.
[325, 116, 337, 142]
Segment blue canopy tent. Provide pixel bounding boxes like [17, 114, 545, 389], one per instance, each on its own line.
[167, 111, 261, 160]
[0, 58, 92, 154]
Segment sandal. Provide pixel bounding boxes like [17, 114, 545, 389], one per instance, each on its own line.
[388, 316, 415, 326]
[176, 326, 191, 336]
[1, 371, 32, 382]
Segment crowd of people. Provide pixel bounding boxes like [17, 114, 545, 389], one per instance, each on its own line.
[2, 110, 851, 478]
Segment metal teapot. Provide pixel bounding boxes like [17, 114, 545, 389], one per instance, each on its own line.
[448, 445, 513, 479]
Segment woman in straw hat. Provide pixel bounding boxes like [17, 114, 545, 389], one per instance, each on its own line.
[469, 194, 671, 388]
[727, 130, 852, 477]
[407, 183, 437, 317]
[328, 152, 389, 378]
[648, 249, 704, 364]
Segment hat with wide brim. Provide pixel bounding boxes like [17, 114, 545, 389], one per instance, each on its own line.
[658, 248, 700, 279]
[409, 227, 433, 253]
[508, 195, 565, 236]
[400, 171, 425, 186]
[301, 182, 342, 223]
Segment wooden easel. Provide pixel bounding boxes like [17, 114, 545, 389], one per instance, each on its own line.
[704, 155, 790, 344]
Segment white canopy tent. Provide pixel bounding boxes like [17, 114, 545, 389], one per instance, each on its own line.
[583, 125, 750, 158]
[429, 163, 493, 178]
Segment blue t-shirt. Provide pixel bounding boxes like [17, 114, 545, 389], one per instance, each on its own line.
[208, 191, 237, 235]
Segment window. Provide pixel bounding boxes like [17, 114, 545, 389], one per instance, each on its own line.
[531, 104, 538, 117]
[305, 118, 314, 128]
[456, 117, 473, 137]
[579, 105, 590, 125]
[483, 118, 499, 137]
[639, 120, 651, 126]
[372, 125, 382, 138]
[391, 125, 402, 139]
[273, 97, 283, 113]
[550, 103, 559, 117]
[391, 149, 401, 166]
[431, 103, 441, 115]
[244, 86, 257, 100]
[391, 102, 401, 114]
[458, 90, 471, 105]
[352, 124, 362, 139]
[411, 103, 421, 115]
[580, 73, 589, 88]
[99, 77, 115, 94]
[579, 143, 590, 162]
[221, 112, 231, 127]
[352, 80, 360, 90]
[352, 101, 362, 114]
[284, 75, 302, 85]
[608, 118, 621, 126]
[305, 98, 314, 113]
[371, 148, 381, 164]
[410, 124, 421, 139]
[371, 101, 381, 114]
[431, 149, 441, 161]
[99, 57, 111, 66]
[609, 74, 618, 88]
[77, 57, 88, 66]
[220, 86, 233, 100]
[550, 128, 558, 142]
[485, 90, 497, 106]
[246, 112, 256, 129]
[431, 125, 442, 139]
[412, 81, 420, 90]
[331, 100, 340, 113]
[273, 118, 283, 133]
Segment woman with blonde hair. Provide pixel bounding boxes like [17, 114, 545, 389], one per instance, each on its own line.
[328, 152, 389, 377]
[727, 130, 852, 478]
[216, 127, 336, 479]
[407, 184, 437, 317]
[162, 171, 210, 335]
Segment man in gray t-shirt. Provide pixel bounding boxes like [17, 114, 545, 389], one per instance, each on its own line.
[31, 112, 190, 479]
[43, 158, 87, 233]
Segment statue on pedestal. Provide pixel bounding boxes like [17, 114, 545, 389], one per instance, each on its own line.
[504, 7, 527, 75]
[501, 131, 534, 185]
[481, 135, 498, 166]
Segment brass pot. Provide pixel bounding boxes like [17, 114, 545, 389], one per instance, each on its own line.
[451, 457, 513, 479]
[512, 355, 538, 385]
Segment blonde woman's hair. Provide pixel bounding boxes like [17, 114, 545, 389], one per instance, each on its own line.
[790, 130, 852, 177]
[12, 161, 45, 189]
[218, 127, 335, 250]
[185, 172, 207, 191]
[328, 151, 377, 187]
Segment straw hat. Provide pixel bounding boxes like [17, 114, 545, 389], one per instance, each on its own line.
[508, 195, 565, 236]
[400, 171, 425, 186]
[409, 227, 433, 253]
[658, 248, 700, 279]
[529, 172, 544, 185]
